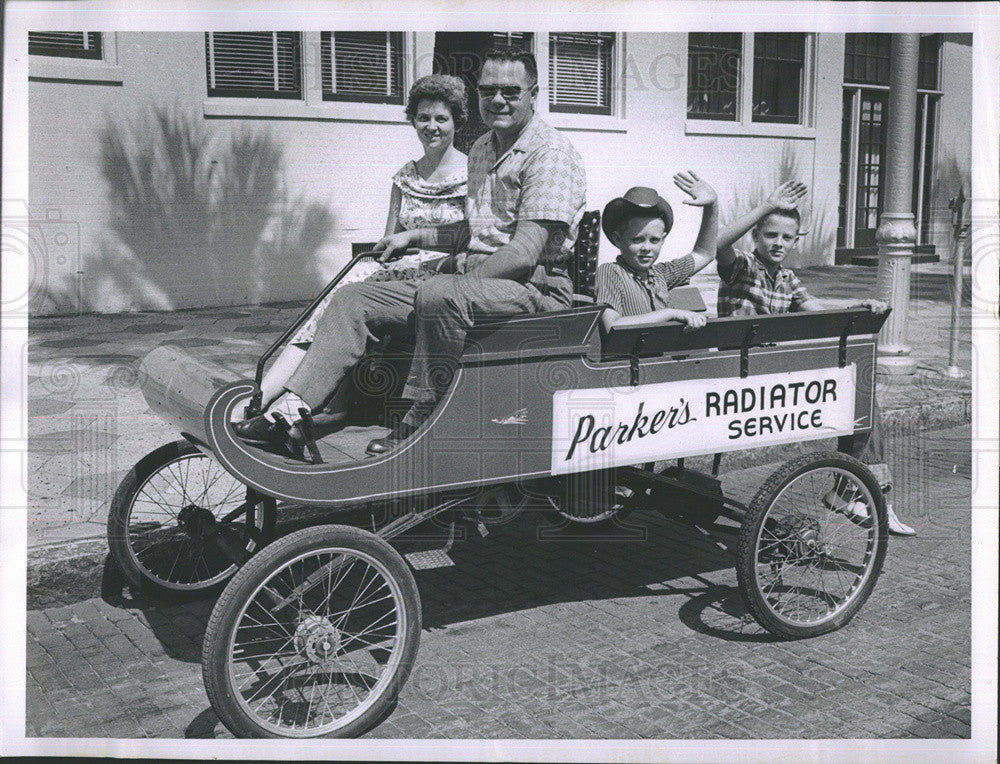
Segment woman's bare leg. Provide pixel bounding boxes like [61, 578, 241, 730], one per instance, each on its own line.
[259, 343, 309, 407]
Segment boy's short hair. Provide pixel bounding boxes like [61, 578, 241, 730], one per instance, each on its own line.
[755, 207, 801, 234]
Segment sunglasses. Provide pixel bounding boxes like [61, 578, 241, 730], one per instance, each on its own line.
[476, 85, 528, 101]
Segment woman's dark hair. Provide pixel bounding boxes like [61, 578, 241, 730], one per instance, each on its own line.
[405, 74, 468, 129]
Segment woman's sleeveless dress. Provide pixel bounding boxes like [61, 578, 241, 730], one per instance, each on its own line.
[290, 160, 466, 344]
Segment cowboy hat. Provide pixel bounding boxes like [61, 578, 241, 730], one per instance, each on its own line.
[601, 186, 674, 241]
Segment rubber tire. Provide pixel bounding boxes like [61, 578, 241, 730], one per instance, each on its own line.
[735, 451, 888, 639]
[107, 440, 276, 601]
[202, 525, 422, 739]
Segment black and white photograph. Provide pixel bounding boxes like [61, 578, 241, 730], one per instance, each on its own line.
[2, 1, 997, 759]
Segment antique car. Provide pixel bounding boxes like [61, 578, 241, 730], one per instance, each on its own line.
[108, 211, 890, 738]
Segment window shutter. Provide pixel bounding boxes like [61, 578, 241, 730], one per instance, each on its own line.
[205, 32, 301, 99]
[549, 33, 614, 115]
[29, 32, 102, 60]
[322, 32, 404, 104]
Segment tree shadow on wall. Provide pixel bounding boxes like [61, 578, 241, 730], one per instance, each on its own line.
[43, 106, 335, 312]
[722, 142, 837, 268]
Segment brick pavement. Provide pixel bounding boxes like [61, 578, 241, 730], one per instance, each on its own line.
[24, 425, 973, 740]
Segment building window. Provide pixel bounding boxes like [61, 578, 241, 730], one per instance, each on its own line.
[687, 33, 812, 127]
[918, 33, 941, 90]
[321, 32, 404, 104]
[752, 33, 806, 124]
[205, 32, 302, 99]
[843, 33, 891, 86]
[492, 32, 533, 49]
[548, 33, 614, 115]
[687, 33, 741, 121]
[29, 32, 102, 60]
[844, 33, 940, 90]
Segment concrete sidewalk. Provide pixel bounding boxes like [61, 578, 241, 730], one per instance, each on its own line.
[24, 261, 973, 606]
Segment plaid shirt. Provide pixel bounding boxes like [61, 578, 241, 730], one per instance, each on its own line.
[595, 254, 696, 316]
[717, 248, 812, 317]
[465, 115, 586, 303]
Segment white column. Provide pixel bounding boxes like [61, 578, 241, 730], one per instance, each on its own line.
[874, 34, 920, 375]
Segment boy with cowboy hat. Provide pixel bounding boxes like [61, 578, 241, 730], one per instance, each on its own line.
[595, 171, 719, 333]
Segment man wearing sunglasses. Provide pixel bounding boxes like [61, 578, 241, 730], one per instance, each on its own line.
[235, 45, 587, 458]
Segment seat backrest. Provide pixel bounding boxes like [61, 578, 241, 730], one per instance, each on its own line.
[570, 210, 601, 300]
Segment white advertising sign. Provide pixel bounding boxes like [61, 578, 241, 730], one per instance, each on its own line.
[551, 365, 857, 475]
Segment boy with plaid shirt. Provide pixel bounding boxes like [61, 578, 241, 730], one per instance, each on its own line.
[716, 182, 915, 535]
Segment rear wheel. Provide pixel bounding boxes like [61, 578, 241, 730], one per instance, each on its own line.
[107, 440, 276, 600]
[736, 452, 887, 639]
[202, 525, 421, 738]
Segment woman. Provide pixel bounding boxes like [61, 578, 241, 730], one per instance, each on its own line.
[256, 74, 469, 406]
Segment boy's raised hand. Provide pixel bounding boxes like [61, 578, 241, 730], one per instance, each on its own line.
[765, 180, 808, 211]
[674, 171, 718, 207]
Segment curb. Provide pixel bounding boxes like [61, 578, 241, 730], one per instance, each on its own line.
[26, 394, 972, 610]
[28, 538, 118, 610]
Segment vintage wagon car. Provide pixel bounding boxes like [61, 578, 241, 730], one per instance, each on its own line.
[108, 212, 891, 738]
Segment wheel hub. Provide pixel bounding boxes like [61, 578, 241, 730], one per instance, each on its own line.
[294, 614, 342, 666]
[763, 516, 827, 563]
[177, 504, 217, 539]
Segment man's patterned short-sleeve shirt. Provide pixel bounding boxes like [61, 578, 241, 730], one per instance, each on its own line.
[595, 254, 696, 316]
[717, 248, 812, 317]
[465, 115, 586, 300]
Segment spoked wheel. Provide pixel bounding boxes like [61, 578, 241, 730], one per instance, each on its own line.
[108, 440, 276, 600]
[202, 525, 421, 738]
[736, 452, 888, 639]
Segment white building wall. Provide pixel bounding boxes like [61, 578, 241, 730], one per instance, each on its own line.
[929, 33, 973, 258]
[28, 30, 971, 315]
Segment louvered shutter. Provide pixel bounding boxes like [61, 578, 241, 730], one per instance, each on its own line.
[29, 32, 102, 60]
[549, 33, 614, 115]
[322, 32, 404, 104]
[205, 32, 301, 99]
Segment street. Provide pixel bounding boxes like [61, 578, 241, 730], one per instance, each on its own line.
[25, 425, 972, 740]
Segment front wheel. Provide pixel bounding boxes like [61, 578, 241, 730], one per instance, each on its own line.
[202, 525, 421, 738]
[107, 440, 276, 600]
[736, 452, 887, 639]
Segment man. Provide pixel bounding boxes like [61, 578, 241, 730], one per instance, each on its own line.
[235, 45, 587, 458]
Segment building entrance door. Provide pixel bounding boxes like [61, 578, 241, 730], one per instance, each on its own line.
[837, 34, 940, 263]
[841, 89, 888, 253]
